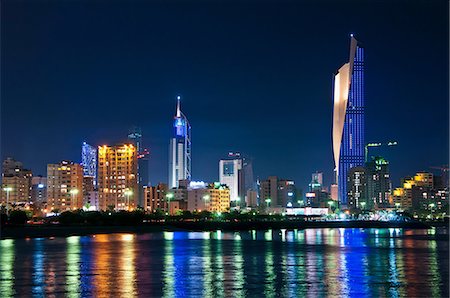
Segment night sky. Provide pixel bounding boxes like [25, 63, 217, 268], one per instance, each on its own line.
[1, 0, 448, 192]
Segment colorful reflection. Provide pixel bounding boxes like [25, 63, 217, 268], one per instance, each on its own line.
[0, 228, 447, 297]
[0, 239, 15, 297]
[66, 236, 81, 297]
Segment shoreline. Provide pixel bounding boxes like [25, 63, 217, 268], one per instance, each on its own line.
[1, 220, 447, 239]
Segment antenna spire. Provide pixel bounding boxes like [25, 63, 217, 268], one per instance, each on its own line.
[176, 95, 181, 117]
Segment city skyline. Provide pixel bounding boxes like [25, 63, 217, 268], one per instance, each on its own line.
[1, 1, 448, 192]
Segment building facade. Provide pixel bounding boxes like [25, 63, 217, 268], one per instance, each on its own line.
[169, 96, 192, 188]
[81, 142, 97, 186]
[1, 158, 33, 209]
[46, 161, 83, 212]
[98, 144, 138, 211]
[187, 182, 230, 213]
[366, 156, 391, 209]
[259, 176, 297, 208]
[143, 183, 168, 212]
[31, 176, 47, 209]
[347, 166, 367, 210]
[332, 35, 365, 208]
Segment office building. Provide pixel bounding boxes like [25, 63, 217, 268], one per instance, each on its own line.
[31, 176, 47, 207]
[81, 142, 97, 186]
[143, 183, 168, 212]
[347, 166, 367, 209]
[98, 144, 138, 211]
[259, 176, 297, 208]
[332, 35, 365, 208]
[309, 172, 323, 191]
[1, 157, 33, 209]
[219, 152, 255, 208]
[128, 127, 150, 207]
[169, 96, 192, 188]
[187, 182, 230, 213]
[366, 156, 391, 209]
[47, 161, 83, 211]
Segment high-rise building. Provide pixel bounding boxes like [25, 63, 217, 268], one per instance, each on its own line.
[128, 127, 150, 208]
[347, 166, 367, 209]
[81, 142, 97, 186]
[98, 144, 138, 211]
[219, 152, 255, 208]
[47, 161, 83, 212]
[366, 156, 391, 209]
[259, 176, 297, 208]
[332, 35, 365, 208]
[1, 158, 33, 209]
[169, 96, 192, 188]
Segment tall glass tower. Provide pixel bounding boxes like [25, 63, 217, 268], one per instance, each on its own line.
[81, 142, 97, 186]
[332, 35, 365, 207]
[169, 96, 192, 188]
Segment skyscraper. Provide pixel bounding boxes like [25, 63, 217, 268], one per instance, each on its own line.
[332, 35, 365, 207]
[81, 142, 97, 186]
[169, 96, 191, 188]
[98, 144, 138, 211]
[128, 126, 149, 208]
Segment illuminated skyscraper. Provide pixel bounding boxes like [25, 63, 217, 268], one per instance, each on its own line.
[169, 96, 191, 188]
[98, 144, 138, 210]
[332, 35, 365, 207]
[81, 142, 97, 186]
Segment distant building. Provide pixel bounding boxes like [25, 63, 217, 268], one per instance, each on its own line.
[309, 172, 323, 192]
[143, 183, 168, 212]
[98, 144, 138, 211]
[332, 35, 365, 208]
[47, 161, 83, 211]
[330, 184, 338, 201]
[187, 182, 230, 212]
[81, 142, 97, 186]
[1, 158, 33, 209]
[259, 176, 296, 208]
[347, 166, 367, 210]
[128, 126, 150, 208]
[219, 152, 255, 207]
[169, 96, 192, 188]
[31, 176, 47, 206]
[366, 156, 391, 209]
[246, 190, 258, 208]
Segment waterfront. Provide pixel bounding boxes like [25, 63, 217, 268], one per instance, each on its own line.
[0, 228, 448, 297]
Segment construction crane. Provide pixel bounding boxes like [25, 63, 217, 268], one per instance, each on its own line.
[365, 141, 398, 162]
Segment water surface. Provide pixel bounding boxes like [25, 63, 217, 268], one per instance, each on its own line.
[0, 228, 448, 297]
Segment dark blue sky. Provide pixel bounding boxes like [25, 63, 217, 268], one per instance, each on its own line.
[1, 0, 448, 192]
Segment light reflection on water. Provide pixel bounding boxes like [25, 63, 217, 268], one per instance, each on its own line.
[0, 228, 447, 297]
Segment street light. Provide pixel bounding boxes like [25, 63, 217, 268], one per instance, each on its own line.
[166, 193, 174, 215]
[70, 189, 79, 210]
[3, 187, 12, 215]
[395, 202, 401, 210]
[265, 198, 271, 208]
[124, 189, 133, 211]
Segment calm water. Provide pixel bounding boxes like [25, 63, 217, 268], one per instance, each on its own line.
[0, 228, 448, 297]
